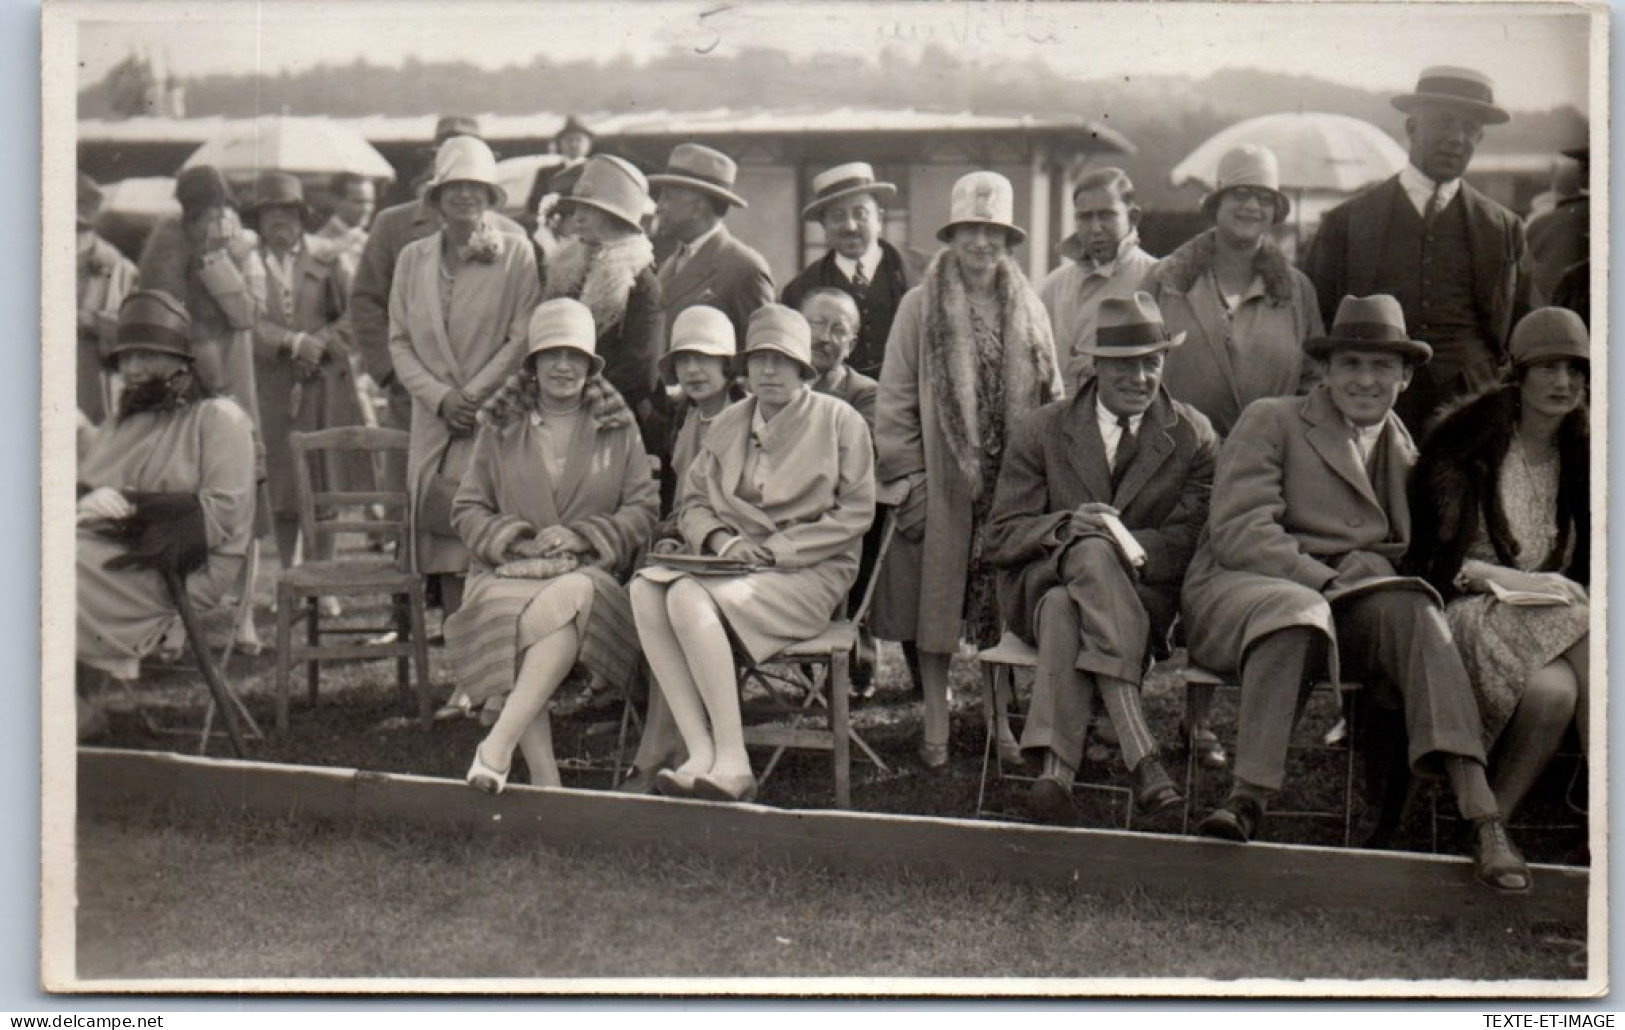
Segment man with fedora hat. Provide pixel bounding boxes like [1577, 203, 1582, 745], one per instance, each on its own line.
[780, 161, 928, 379]
[554, 115, 595, 165]
[1182, 294, 1530, 893]
[987, 291, 1217, 824]
[75, 172, 138, 424]
[650, 142, 774, 351]
[242, 170, 368, 574]
[1303, 66, 1532, 434]
[77, 289, 258, 689]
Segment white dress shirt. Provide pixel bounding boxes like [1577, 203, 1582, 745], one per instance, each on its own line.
[1399, 162, 1463, 219]
[1096, 400, 1144, 468]
[834, 242, 883, 286]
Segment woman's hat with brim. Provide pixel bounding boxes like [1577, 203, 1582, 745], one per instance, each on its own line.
[647, 143, 748, 209]
[658, 305, 737, 382]
[739, 303, 817, 381]
[802, 161, 897, 221]
[1200, 144, 1291, 224]
[1306, 294, 1432, 364]
[936, 171, 1025, 246]
[568, 155, 651, 231]
[241, 170, 308, 230]
[105, 290, 194, 368]
[524, 297, 605, 376]
[425, 136, 507, 210]
[1078, 291, 1186, 358]
[175, 165, 234, 219]
[1392, 66, 1510, 126]
[1509, 306, 1589, 368]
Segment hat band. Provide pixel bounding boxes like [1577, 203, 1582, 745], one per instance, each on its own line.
[812, 175, 880, 201]
[1096, 323, 1172, 350]
[1328, 320, 1410, 343]
[664, 166, 736, 191]
[1415, 76, 1495, 106]
[117, 321, 191, 353]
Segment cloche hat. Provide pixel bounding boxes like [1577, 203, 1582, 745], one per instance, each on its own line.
[740, 304, 817, 381]
[1509, 307, 1589, 368]
[241, 170, 308, 229]
[937, 171, 1025, 246]
[105, 290, 195, 368]
[1306, 294, 1432, 364]
[658, 305, 737, 382]
[524, 298, 604, 376]
[425, 136, 507, 210]
[1200, 144, 1291, 223]
[569, 155, 651, 231]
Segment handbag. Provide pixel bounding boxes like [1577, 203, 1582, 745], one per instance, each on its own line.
[418, 444, 462, 539]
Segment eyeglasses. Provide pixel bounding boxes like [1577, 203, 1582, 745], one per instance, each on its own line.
[1225, 187, 1279, 210]
[806, 320, 855, 343]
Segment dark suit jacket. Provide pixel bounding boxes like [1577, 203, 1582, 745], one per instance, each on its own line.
[780, 239, 931, 376]
[986, 381, 1218, 642]
[656, 224, 775, 349]
[1301, 174, 1531, 365]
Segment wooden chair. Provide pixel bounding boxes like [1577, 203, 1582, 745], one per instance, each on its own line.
[273, 427, 431, 732]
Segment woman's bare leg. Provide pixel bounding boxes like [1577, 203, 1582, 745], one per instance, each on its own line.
[1490, 659, 1578, 818]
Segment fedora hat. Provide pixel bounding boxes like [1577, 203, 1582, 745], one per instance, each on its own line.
[740, 304, 817, 380]
[425, 136, 506, 210]
[937, 171, 1025, 245]
[175, 165, 234, 219]
[658, 305, 737, 382]
[105, 290, 194, 368]
[555, 115, 594, 143]
[1306, 294, 1432, 364]
[524, 298, 604, 375]
[433, 115, 482, 145]
[647, 143, 748, 209]
[77, 173, 103, 229]
[1079, 291, 1186, 358]
[242, 170, 308, 228]
[569, 155, 651, 230]
[1200, 144, 1291, 223]
[802, 161, 897, 221]
[1392, 66, 1510, 125]
[1509, 307, 1589, 368]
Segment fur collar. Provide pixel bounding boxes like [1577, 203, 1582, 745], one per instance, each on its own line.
[1147, 228, 1298, 307]
[542, 234, 655, 336]
[477, 373, 635, 433]
[923, 248, 1061, 497]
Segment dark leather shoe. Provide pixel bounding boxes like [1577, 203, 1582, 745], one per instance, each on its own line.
[1028, 775, 1077, 825]
[1469, 816, 1532, 894]
[1133, 757, 1184, 816]
[1180, 721, 1229, 771]
[1198, 793, 1264, 843]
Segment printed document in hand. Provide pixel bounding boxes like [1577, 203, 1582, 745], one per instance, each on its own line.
[1100, 513, 1146, 569]
[1488, 580, 1571, 607]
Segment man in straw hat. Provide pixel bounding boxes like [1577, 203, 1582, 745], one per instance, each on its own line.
[781, 161, 928, 379]
[1303, 66, 1531, 434]
[75, 172, 138, 424]
[76, 290, 258, 698]
[986, 292, 1217, 824]
[650, 143, 774, 350]
[1182, 294, 1531, 894]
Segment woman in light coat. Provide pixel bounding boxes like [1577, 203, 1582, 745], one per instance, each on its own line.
[631, 304, 875, 803]
[872, 171, 1063, 767]
[389, 136, 541, 613]
[448, 299, 658, 792]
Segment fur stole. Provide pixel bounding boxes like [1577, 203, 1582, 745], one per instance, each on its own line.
[477, 373, 635, 433]
[542, 234, 655, 337]
[923, 249, 1061, 497]
[1406, 384, 1589, 594]
[1147, 228, 1299, 307]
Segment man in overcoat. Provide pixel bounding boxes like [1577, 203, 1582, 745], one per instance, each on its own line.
[988, 293, 1216, 823]
[650, 143, 775, 350]
[1301, 67, 1531, 433]
[780, 162, 928, 380]
[1182, 294, 1530, 894]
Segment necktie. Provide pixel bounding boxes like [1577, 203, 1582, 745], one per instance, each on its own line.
[666, 243, 688, 277]
[1110, 415, 1138, 491]
[1423, 185, 1444, 226]
[850, 265, 869, 296]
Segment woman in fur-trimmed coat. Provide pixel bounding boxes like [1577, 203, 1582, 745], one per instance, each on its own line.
[1145, 158, 1323, 437]
[873, 173, 1064, 765]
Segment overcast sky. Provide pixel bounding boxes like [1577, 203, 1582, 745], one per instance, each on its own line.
[74, 0, 1596, 114]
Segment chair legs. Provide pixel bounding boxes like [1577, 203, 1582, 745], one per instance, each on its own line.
[830, 648, 851, 810]
[305, 601, 320, 707]
[407, 584, 433, 728]
[274, 583, 295, 733]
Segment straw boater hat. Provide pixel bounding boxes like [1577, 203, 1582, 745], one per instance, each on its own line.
[241, 170, 308, 230]
[647, 143, 748, 209]
[937, 170, 1025, 245]
[1509, 307, 1589, 369]
[1078, 292, 1186, 358]
[104, 290, 195, 368]
[658, 305, 736, 382]
[1305, 294, 1433, 364]
[1391, 66, 1510, 126]
[802, 161, 897, 221]
[425, 136, 507, 209]
[568, 155, 651, 230]
[1200, 144, 1291, 223]
[740, 303, 817, 380]
[524, 298, 605, 375]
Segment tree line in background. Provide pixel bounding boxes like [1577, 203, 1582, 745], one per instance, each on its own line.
[80, 44, 1587, 209]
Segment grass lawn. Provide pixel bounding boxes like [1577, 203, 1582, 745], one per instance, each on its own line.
[75, 806, 1587, 984]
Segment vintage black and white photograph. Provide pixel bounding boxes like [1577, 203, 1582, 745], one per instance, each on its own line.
[42, 0, 1606, 995]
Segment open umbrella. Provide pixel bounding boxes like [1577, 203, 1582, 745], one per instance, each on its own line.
[180, 116, 396, 181]
[1170, 112, 1408, 193]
